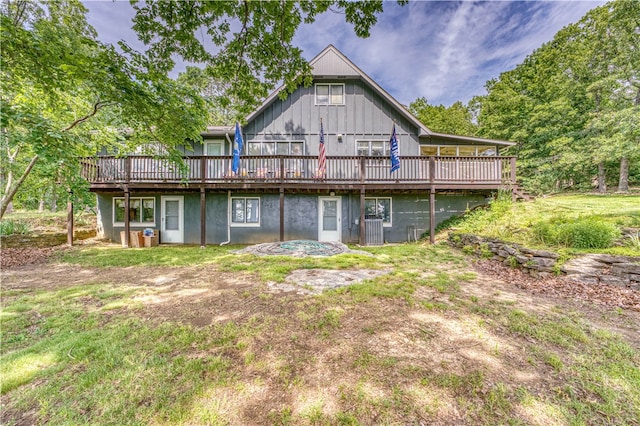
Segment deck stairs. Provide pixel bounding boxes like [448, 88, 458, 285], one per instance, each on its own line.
[512, 186, 535, 202]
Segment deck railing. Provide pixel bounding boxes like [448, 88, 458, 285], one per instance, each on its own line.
[81, 155, 516, 186]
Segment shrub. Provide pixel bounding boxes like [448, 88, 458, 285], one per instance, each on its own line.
[0, 219, 31, 236]
[531, 216, 620, 249]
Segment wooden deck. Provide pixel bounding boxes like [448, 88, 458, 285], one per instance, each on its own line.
[81, 155, 517, 191]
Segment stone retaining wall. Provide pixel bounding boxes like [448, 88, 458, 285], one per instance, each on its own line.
[449, 233, 639, 290]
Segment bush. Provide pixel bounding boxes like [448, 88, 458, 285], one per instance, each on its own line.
[531, 216, 620, 249]
[0, 219, 31, 236]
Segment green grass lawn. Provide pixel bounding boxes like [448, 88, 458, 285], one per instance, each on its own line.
[452, 193, 640, 256]
[2, 236, 639, 425]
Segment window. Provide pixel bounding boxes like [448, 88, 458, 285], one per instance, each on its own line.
[419, 145, 498, 156]
[248, 141, 303, 155]
[231, 197, 260, 226]
[357, 140, 390, 156]
[315, 84, 345, 105]
[113, 197, 155, 225]
[364, 197, 392, 226]
[205, 140, 224, 155]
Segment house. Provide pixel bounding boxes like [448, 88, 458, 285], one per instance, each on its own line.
[82, 45, 516, 246]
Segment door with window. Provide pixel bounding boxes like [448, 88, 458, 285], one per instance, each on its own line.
[161, 196, 183, 243]
[205, 140, 224, 179]
[318, 197, 341, 242]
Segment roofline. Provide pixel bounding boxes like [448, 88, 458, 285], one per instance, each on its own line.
[243, 45, 515, 147]
[421, 132, 516, 146]
[244, 45, 431, 135]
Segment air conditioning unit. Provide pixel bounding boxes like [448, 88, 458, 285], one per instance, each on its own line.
[364, 218, 384, 246]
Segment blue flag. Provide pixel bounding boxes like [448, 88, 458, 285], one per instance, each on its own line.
[232, 122, 243, 174]
[390, 124, 400, 173]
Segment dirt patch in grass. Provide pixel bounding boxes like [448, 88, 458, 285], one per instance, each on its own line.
[2, 245, 639, 425]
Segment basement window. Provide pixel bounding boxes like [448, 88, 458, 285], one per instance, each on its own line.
[113, 197, 155, 226]
[231, 197, 260, 227]
[364, 197, 392, 226]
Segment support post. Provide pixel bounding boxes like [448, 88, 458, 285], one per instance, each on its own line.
[279, 187, 285, 242]
[200, 187, 206, 248]
[429, 188, 436, 244]
[124, 187, 130, 247]
[510, 157, 516, 184]
[359, 187, 366, 246]
[429, 156, 436, 183]
[67, 189, 73, 246]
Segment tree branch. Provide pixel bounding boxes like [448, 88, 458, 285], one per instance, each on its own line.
[1, 154, 38, 219]
[61, 100, 114, 132]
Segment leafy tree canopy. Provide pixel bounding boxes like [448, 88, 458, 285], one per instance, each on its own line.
[474, 0, 639, 193]
[409, 97, 478, 136]
[0, 0, 208, 218]
[131, 0, 404, 118]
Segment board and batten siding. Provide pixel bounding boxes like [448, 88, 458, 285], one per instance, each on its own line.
[242, 80, 421, 157]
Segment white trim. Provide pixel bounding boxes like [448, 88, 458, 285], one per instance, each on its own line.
[356, 139, 391, 156]
[318, 196, 342, 242]
[364, 197, 393, 227]
[160, 196, 184, 243]
[205, 140, 225, 156]
[230, 197, 261, 227]
[113, 196, 156, 227]
[315, 83, 345, 106]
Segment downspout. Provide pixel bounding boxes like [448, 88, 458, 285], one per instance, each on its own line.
[220, 190, 232, 246]
[220, 131, 234, 246]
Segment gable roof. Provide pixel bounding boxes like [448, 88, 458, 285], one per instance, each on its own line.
[244, 45, 514, 146]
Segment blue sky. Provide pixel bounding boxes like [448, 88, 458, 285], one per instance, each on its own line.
[84, 0, 605, 107]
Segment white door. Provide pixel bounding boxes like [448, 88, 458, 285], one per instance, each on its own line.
[205, 141, 224, 179]
[318, 197, 341, 242]
[161, 196, 184, 243]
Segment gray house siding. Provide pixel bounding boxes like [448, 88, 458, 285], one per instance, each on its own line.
[243, 80, 420, 157]
[99, 192, 487, 245]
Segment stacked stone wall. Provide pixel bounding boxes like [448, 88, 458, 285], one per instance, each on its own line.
[449, 233, 639, 290]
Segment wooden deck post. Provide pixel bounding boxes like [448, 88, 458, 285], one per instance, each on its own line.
[124, 187, 130, 247]
[429, 188, 436, 244]
[510, 157, 516, 184]
[67, 189, 73, 246]
[359, 187, 366, 245]
[200, 187, 206, 248]
[279, 187, 285, 242]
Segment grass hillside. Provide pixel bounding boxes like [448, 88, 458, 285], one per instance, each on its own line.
[449, 193, 640, 257]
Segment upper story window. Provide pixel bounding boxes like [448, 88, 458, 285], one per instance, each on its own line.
[205, 140, 224, 156]
[315, 84, 345, 105]
[357, 140, 390, 156]
[420, 145, 497, 157]
[248, 141, 304, 155]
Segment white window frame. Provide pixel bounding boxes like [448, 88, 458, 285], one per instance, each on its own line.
[113, 197, 156, 227]
[315, 83, 345, 106]
[247, 141, 305, 155]
[364, 197, 392, 227]
[356, 140, 390, 156]
[230, 197, 261, 227]
[205, 140, 225, 156]
[419, 145, 498, 157]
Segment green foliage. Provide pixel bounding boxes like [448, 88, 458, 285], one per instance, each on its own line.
[409, 97, 478, 136]
[475, 0, 640, 193]
[132, 0, 399, 119]
[0, 219, 30, 236]
[0, 0, 208, 219]
[532, 216, 621, 249]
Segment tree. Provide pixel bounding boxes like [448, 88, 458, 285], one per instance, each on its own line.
[0, 0, 208, 219]
[130, 0, 402, 118]
[474, 0, 639, 193]
[409, 97, 477, 136]
[176, 66, 236, 126]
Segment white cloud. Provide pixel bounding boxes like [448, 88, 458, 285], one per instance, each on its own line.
[84, 0, 606, 106]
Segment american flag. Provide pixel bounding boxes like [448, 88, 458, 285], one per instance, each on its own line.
[317, 119, 326, 178]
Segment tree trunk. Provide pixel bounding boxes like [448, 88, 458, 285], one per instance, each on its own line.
[597, 162, 607, 193]
[50, 190, 58, 212]
[38, 191, 46, 212]
[618, 157, 629, 193]
[0, 154, 39, 219]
